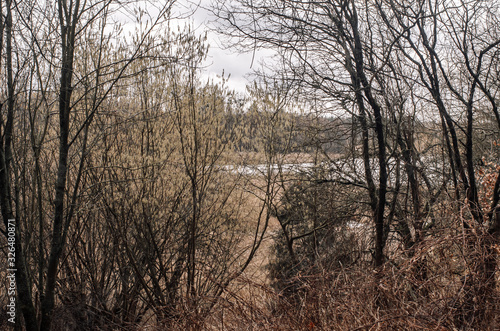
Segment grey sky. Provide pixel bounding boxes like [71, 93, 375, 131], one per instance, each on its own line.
[186, 0, 272, 94]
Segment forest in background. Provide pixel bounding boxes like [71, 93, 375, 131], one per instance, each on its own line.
[1, 0, 500, 330]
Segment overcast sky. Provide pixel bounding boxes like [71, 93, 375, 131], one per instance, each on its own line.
[115, 0, 272, 93]
[115, 0, 271, 93]
[186, 0, 272, 94]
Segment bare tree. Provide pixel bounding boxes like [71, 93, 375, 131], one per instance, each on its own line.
[213, 0, 401, 266]
[0, 1, 174, 329]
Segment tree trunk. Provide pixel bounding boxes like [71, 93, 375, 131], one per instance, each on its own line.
[40, 1, 78, 328]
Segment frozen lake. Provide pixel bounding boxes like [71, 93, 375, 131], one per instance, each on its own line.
[222, 157, 444, 184]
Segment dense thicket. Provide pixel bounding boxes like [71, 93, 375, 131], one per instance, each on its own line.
[213, 0, 500, 328]
[1, 0, 500, 329]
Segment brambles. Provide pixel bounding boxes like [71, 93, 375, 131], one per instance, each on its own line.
[1, 0, 500, 329]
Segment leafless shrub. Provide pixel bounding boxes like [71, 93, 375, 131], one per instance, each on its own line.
[192, 223, 499, 331]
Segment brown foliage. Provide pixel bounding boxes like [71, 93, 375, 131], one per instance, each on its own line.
[196, 229, 499, 330]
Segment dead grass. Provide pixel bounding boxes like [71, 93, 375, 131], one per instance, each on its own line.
[196, 228, 500, 330]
